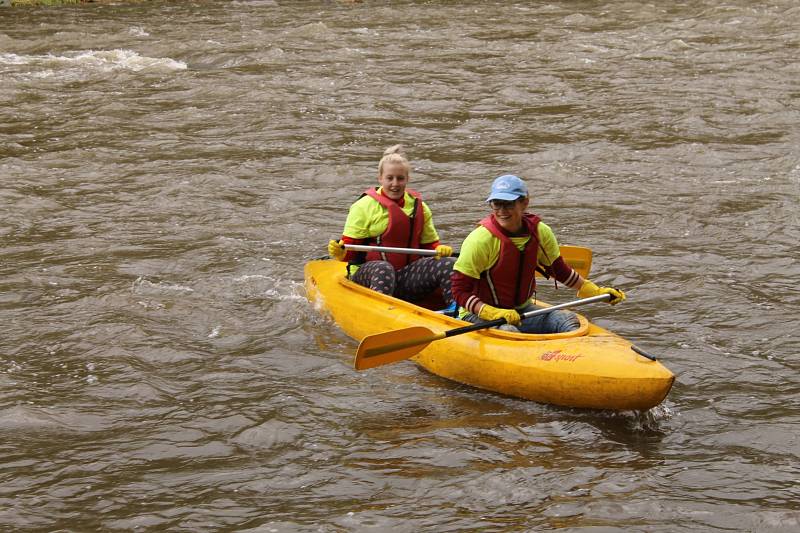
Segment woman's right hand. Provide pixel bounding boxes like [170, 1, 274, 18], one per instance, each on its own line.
[478, 304, 521, 325]
[328, 239, 346, 261]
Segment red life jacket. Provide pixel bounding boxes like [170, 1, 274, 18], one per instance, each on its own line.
[362, 187, 425, 270]
[477, 213, 541, 308]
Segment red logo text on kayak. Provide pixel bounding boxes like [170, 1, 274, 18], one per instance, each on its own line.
[540, 350, 582, 362]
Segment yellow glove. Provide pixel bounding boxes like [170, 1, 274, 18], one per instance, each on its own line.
[577, 280, 626, 305]
[434, 244, 453, 259]
[478, 304, 521, 325]
[327, 239, 346, 261]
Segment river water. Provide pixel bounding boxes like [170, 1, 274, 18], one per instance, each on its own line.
[1, 1, 798, 531]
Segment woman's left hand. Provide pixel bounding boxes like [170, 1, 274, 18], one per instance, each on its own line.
[434, 244, 453, 259]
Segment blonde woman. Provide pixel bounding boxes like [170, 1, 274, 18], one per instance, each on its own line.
[328, 145, 455, 306]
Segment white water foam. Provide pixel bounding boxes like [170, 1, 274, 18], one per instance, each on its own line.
[132, 276, 195, 296]
[128, 27, 150, 37]
[0, 49, 186, 73]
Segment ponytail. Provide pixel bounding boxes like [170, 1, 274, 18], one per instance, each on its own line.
[377, 144, 410, 176]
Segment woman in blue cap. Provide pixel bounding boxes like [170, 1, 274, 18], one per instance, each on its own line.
[451, 174, 625, 333]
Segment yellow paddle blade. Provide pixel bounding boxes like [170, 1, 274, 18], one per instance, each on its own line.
[354, 326, 445, 370]
[541, 245, 592, 280]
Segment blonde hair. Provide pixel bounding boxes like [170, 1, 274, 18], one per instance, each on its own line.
[377, 144, 411, 176]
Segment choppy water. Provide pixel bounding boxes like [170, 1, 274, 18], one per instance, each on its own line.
[1, 1, 799, 531]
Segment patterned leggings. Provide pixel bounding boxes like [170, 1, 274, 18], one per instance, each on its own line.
[350, 257, 456, 305]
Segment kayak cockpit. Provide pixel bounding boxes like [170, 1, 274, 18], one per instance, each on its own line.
[336, 272, 590, 341]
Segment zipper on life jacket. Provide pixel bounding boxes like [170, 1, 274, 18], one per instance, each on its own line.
[515, 243, 527, 307]
[404, 197, 419, 267]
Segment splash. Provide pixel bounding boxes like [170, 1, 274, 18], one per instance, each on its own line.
[233, 274, 305, 301]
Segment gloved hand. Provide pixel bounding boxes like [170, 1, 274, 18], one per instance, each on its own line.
[327, 239, 346, 261]
[577, 280, 626, 305]
[434, 244, 453, 259]
[478, 304, 521, 325]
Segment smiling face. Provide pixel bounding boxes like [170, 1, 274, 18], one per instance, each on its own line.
[490, 196, 529, 233]
[378, 161, 409, 201]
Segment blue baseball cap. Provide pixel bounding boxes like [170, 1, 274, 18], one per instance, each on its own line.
[486, 174, 528, 202]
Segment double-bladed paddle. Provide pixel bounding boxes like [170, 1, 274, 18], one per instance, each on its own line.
[354, 293, 612, 370]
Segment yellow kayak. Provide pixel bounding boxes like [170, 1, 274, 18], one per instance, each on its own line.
[304, 259, 674, 411]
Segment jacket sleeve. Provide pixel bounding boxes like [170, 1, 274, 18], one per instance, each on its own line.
[451, 270, 483, 314]
[339, 235, 366, 263]
[547, 256, 582, 289]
